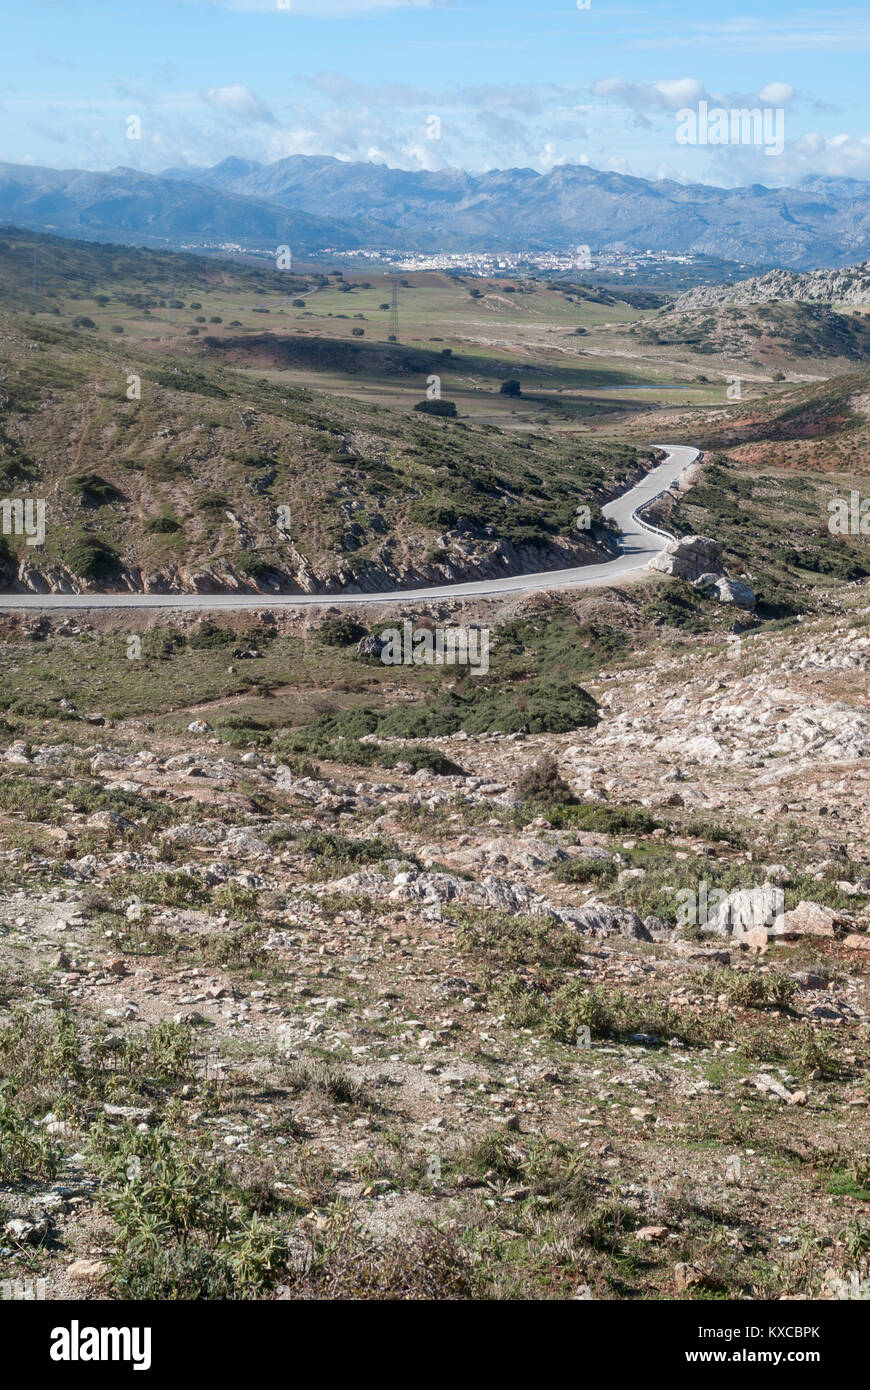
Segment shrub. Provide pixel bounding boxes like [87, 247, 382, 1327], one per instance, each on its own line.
[66, 537, 120, 579]
[0, 1087, 61, 1183]
[91, 1124, 284, 1299]
[145, 516, 181, 534]
[289, 680, 598, 745]
[516, 802, 658, 834]
[319, 616, 367, 647]
[516, 753, 574, 805]
[236, 554, 275, 581]
[553, 856, 619, 886]
[68, 472, 118, 504]
[188, 620, 234, 650]
[414, 399, 458, 417]
[199, 492, 229, 513]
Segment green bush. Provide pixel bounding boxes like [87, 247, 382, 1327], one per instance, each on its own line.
[66, 536, 120, 579]
[287, 679, 598, 747]
[516, 802, 658, 835]
[188, 621, 235, 649]
[145, 516, 181, 534]
[68, 472, 118, 504]
[414, 399, 458, 417]
[516, 753, 574, 805]
[319, 616, 367, 647]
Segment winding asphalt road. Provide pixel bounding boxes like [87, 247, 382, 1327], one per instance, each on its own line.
[0, 444, 697, 611]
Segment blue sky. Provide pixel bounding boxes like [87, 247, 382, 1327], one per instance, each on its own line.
[2, 0, 869, 186]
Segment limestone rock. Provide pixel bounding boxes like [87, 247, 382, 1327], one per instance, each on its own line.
[710, 577, 756, 610]
[770, 901, 839, 938]
[707, 883, 784, 942]
[67, 1259, 110, 1285]
[648, 535, 723, 582]
[560, 903, 652, 941]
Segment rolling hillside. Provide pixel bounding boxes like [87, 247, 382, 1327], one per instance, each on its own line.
[631, 300, 870, 366]
[0, 236, 646, 594]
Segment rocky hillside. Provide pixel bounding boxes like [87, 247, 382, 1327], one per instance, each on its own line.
[0, 310, 640, 595]
[675, 262, 870, 311]
[0, 584, 867, 1301]
[691, 370, 870, 449]
[632, 301, 870, 364]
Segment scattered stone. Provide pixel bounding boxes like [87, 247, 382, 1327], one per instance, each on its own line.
[771, 901, 839, 939]
[4, 1216, 52, 1246]
[674, 1262, 712, 1292]
[67, 1259, 110, 1285]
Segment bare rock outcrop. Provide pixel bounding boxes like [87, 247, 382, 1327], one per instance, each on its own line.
[706, 883, 784, 942]
[649, 535, 723, 583]
[702, 576, 757, 610]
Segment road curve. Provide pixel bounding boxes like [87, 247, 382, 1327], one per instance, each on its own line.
[0, 444, 697, 612]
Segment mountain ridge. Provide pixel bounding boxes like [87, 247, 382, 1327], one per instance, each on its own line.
[2, 156, 870, 267]
[161, 154, 870, 267]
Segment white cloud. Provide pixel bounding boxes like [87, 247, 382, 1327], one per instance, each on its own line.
[779, 130, 870, 179]
[592, 78, 710, 113]
[592, 77, 803, 119]
[201, 85, 275, 123]
[759, 83, 796, 106]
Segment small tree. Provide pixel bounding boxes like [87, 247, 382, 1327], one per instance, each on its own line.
[500, 379, 522, 397]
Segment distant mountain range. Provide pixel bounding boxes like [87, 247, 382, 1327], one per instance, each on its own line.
[1, 156, 870, 268]
[0, 162, 374, 253]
